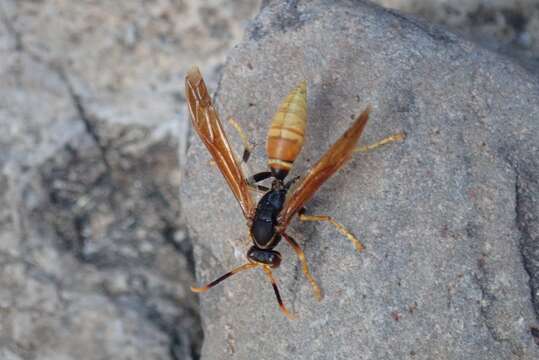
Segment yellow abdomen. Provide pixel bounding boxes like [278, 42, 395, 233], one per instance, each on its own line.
[266, 81, 307, 180]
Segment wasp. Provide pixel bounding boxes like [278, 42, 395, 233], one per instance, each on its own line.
[186, 67, 405, 319]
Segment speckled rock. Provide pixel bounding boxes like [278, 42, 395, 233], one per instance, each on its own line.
[374, 0, 539, 72]
[182, 0, 539, 359]
[0, 57, 200, 357]
[0, 0, 261, 359]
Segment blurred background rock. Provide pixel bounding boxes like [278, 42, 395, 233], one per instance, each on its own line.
[0, 1, 261, 359]
[0, 1, 537, 359]
[378, 0, 539, 72]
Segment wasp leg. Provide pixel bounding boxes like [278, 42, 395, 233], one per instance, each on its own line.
[262, 265, 297, 320]
[207, 117, 251, 167]
[249, 171, 273, 184]
[284, 176, 300, 190]
[247, 184, 270, 194]
[227, 118, 271, 193]
[228, 117, 253, 163]
[281, 232, 322, 301]
[191, 262, 258, 293]
[246, 171, 272, 193]
[298, 208, 364, 252]
[354, 131, 406, 153]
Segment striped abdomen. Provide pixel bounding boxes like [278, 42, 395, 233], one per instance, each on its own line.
[266, 81, 307, 180]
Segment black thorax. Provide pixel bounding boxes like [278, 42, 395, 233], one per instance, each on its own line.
[250, 186, 287, 249]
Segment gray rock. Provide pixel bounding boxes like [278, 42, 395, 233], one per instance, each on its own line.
[0, 1, 260, 359]
[373, 0, 539, 73]
[182, 0, 539, 359]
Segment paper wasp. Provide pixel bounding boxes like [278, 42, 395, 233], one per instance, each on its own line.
[186, 66, 405, 319]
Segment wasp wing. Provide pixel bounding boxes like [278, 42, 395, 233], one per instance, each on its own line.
[185, 67, 254, 218]
[278, 107, 370, 227]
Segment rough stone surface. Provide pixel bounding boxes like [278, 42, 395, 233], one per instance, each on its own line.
[182, 0, 539, 359]
[0, 0, 260, 359]
[375, 0, 539, 72]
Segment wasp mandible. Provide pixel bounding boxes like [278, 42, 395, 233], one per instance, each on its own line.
[186, 67, 405, 319]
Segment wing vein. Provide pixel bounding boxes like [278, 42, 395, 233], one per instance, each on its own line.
[186, 67, 254, 218]
[278, 107, 371, 227]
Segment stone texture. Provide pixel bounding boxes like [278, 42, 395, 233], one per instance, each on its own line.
[0, 0, 260, 359]
[182, 0, 539, 359]
[374, 0, 539, 72]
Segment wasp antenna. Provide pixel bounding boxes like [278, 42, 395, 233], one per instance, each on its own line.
[262, 266, 297, 320]
[191, 262, 258, 293]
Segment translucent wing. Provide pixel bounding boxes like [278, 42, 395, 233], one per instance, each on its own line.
[278, 107, 371, 227]
[185, 66, 254, 218]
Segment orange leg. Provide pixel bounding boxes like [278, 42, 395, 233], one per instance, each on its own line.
[191, 262, 297, 320]
[228, 118, 273, 195]
[262, 265, 296, 320]
[207, 117, 252, 168]
[281, 232, 322, 301]
[354, 132, 406, 154]
[299, 209, 364, 252]
[228, 117, 253, 163]
[191, 262, 258, 293]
